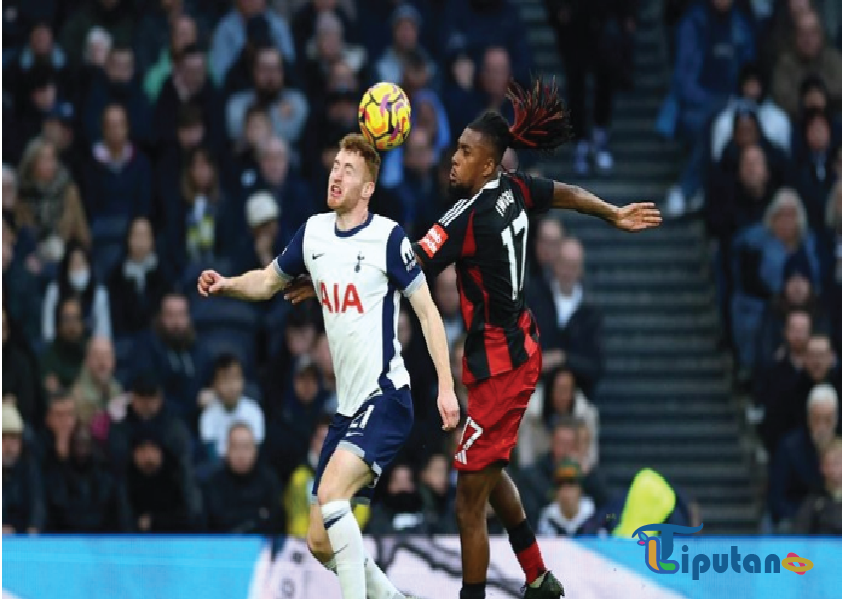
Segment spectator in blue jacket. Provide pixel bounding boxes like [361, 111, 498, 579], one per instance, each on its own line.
[769, 383, 837, 527]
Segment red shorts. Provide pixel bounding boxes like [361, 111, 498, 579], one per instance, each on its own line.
[454, 349, 542, 471]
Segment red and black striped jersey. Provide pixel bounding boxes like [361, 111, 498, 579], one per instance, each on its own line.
[413, 171, 555, 385]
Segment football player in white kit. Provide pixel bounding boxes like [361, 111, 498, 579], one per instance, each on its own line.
[198, 133, 460, 599]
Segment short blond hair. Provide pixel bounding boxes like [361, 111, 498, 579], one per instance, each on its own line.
[340, 133, 381, 182]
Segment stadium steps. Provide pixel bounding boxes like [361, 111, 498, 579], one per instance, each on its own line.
[517, 0, 761, 534]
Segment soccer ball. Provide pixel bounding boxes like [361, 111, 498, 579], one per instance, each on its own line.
[358, 82, 412, 151]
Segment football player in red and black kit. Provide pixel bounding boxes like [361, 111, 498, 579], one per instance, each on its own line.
[284, 78, 661, 598]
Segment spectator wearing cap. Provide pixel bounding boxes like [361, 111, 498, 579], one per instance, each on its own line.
[82, 44, 153, 150]
[770, 383, 838, 527]
[107, 216, 171, 339]
[153, 44, 225, 156]
[199, 353, 265, 464]
[204, 422, 283, 533]
[772, 10, 842, 118]
[70, 336, 122, 428]
[15, 136, 90, 267]
[39, 297, 87, 396]
[126, 426, 201, 532]
[210, 0, 295, 86]
[374, 5, 436, 89]
[232, 191, 280, 274]
[263, 355, 325, 483]
[226, 45, 309, 150]
[794, 436, 842, 534]
[43, 424, 131, 532]
[41, 100, 85, 185]
[143, 13, 199, 103]
[2, 403, 45, 534]
[248, 136, 314, 247]
[537, 459, 596, 537]
[59, 0, 134, 72]
[108, 371, 196, 495]
[82, 103, 153, 224]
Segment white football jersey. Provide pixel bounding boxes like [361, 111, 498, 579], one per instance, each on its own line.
[274, 212, 425, 417]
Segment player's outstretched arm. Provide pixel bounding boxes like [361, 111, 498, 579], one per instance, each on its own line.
[197, 263, 289, 302]
[551, 181, 662, 232]
[407, 280, 461, 431]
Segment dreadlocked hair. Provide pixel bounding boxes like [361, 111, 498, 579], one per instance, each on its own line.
[468, 76, 571, 164]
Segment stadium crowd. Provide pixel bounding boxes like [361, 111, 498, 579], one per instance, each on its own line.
[2, 0, 839, 538]
[657, 0, 842, 533]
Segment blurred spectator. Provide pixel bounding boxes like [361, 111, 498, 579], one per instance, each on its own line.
[125, 429, 201, 532]
[367, 463, 429, 535]
[235, 191, 280, 273]
[291, 0, 355, 62]
[4, 65, 61, 165]
[108, 372, 196, 497]
[658, 0, 755, 143]
[107, 217, 171, 339]
[153, 44, 225, 155]
[299, 11, 366, 104]
[769, 383, 838, 526]
[711, 65, 791, 161]
[133, 0, 189, 79]
[755, 264, 829, 371]
[519, 418, 610, 525]
[312, 332, 337, 412]
[136, 293, 207, 422]
[43, 424, 130, 532]
[2, 3, 61, 52]
[226, 46, 309, 150]
[143, 12, 199, 103]
[2, 308, 41, 427]
[527, 237, 604, 398]
[442, 48, 483, 138]
[199, 354, 265, 462]
[82, 104, 153, 223]
[730, 188, 821, 371]
[374, 4, 435, 87]
[5, 21, 69, 107]
[42, 241, 111, 342]
[758, 0, 816, 74]
[418, 453, 457, 534]
[529, 215, 565, 279]
[41, 101, 85, 185]
[2, 403, 45, 534]
[39, 392, 77, 467]
[249, 136, 315, 248]
[261, 302, 319, 400]
[443, 0, 532, 84]
[71, 336, 122, 428]
[772, 10, 842, 118]
[793, 436, 842, 534]
[788, 108, 837, 232]
[166, 146, 228, 275]
[210, 0, 295, 85]
[204, 423, 283, 533]
[16, 137, 90, 266]
[433, 266, 464, 348]
[226, 104, 271, 193]
[82, 45, 153, 149]
[536, 459, 596, 537]
[397, 308, 439, 461]
[263, 356, 325, 483]
[545, 0, 638, 175]
[541, 366, 599, 468]
[39, 296, 87, 395]
[59, 0, 134, 73]
[284, 417, 370, 536]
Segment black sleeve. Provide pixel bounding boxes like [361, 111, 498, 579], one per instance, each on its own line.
[412, 200, 474, 278]
[510, 172, 555, 215]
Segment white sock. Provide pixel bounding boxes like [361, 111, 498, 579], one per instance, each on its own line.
[364, 555, 404, 599]
[322, 500, 366, 598]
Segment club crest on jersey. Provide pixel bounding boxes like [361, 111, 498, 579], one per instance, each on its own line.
[420, 224, 448, 258]
[319, 282, 364, 314]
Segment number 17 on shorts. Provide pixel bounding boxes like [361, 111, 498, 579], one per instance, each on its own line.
[454, 417, 484, 466]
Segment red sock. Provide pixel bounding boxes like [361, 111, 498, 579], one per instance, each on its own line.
[516, 541, 547, 584]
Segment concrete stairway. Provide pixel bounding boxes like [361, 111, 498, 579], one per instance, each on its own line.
[517, 0, 761, 533]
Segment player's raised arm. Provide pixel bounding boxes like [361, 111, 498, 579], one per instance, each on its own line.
[550, 182, 662, 232]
